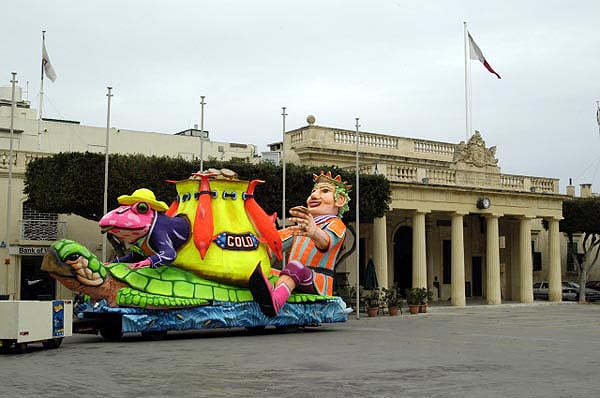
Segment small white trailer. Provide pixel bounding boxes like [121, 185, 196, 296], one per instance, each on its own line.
[0, 300, 73, 354]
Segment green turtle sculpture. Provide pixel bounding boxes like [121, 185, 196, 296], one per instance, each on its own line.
[42, 239, 330, 309]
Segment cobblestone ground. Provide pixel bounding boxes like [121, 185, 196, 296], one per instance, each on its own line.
[1, 302, 599, 398]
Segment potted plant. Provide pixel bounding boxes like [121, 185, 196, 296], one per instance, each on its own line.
[418, 287, 434, 313]
[406, 288, 421, 314]
[362, 288, 382, 317]
[382, 286, 401, 316]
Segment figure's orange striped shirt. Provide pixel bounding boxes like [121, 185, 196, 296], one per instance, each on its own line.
[279, 215, 346, 296]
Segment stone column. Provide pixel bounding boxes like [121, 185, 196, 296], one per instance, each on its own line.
[485, 215, 502, 305]
[451, 212, 466, 307]
[519, 217, 534, 304]
[372, 215, 388, 288]
[412, 211, 427, 288]
[547, 218, 562, 302]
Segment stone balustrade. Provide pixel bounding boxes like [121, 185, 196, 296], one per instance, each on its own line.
[0, 151, 49, 170]
[289, 125, 455, 161]
[291, 126, 559, 194]
[352, 162, 559, 193]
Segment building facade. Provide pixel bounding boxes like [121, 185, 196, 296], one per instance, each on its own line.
[0, 87, 257, 301]
[0, 86, 588, 306]
[279, 118, 572, 306]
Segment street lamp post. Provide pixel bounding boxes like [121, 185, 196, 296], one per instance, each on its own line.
[102, 87, 113, 263]
[281, 107, 287, 229]
[355, 117, 360, 320]
[200, 96, 206, 172]
[3, 72, 17, 297]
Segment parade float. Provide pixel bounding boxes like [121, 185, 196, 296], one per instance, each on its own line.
[41, 169, 349, 341]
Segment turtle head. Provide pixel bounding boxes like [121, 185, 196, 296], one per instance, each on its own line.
[42, 239, 107, 287]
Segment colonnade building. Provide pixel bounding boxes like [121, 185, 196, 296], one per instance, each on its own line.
[0, 87, 581, 305]
[277, 117, 570, 305]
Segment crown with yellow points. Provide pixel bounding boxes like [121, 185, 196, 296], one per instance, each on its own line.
[313, 171, 352, 194]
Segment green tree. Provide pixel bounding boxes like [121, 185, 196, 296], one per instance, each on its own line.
[558, 197, 600, 303]
[25, 152, 390, 224]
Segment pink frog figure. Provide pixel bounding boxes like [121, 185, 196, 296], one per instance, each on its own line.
[99, 188, 190, 269]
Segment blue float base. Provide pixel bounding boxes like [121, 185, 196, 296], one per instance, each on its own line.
[77, 297, 350, 334]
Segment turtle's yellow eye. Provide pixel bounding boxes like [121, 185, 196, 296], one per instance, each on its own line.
[136, 202, 149, 214]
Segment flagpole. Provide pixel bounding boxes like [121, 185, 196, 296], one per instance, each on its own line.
[355, 117, 360, 320]
[102, 87, 113, 263]
[37, 31, 46, 151]
[4, 72, 17, 298]
[463, 21, 471, 142]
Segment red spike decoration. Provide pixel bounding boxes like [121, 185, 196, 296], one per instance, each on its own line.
[191, 173, 218, 259]
[244, 180, 283, 261]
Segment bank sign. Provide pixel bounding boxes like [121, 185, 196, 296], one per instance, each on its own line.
[9, 246, 49, 256]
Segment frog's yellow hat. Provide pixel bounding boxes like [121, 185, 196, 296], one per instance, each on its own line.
[117, 188, 169, 212]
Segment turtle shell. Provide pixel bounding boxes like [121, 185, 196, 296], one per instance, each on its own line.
[106, 263, 255, 303]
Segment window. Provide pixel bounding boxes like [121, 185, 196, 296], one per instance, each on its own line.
[532, 241, 542, 271]
[21, 201, 60, 240]
[442, 240, 451, 284]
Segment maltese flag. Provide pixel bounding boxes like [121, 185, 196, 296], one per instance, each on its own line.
[468, 32, 501, 79]
[42, 41, 57, 82]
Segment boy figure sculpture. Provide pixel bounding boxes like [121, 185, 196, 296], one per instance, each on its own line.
[249, 171, 351, 316]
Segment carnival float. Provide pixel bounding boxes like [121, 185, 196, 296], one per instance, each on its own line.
[41, 168, 349, 340]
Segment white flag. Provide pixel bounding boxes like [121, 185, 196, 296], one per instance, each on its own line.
[468, 32, 501, 79]
[42, 42, 57, 82]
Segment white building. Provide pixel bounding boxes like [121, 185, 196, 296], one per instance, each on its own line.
[0, 86, 256, 300]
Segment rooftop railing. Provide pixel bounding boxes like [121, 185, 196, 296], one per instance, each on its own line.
[358, 163, 559, 193]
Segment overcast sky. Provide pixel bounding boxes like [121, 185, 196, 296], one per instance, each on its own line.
[4, 1, 600, 194]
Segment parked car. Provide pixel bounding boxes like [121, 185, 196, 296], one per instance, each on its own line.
[533, 281, 577, 301]
[562, 281, 600, 302]
[586, 280, 600, 291]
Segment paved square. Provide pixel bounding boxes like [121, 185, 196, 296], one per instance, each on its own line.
[2, 302, 599, 397]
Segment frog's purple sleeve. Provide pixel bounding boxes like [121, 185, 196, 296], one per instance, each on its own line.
[145, 214, 190, 268]
[111, 251, 145, 264]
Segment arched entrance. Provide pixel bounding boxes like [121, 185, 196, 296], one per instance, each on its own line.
[394, 226, 413, 292]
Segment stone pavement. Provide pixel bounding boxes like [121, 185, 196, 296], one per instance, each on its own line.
[1, 301, 599, 398]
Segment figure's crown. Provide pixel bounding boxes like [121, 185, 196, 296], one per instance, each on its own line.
[313, 171, 352, 193]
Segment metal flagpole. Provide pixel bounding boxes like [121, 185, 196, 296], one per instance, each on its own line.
[281, 107, 287, 230]
[355, 117, 360, 320]
[102, 87, 113, 263]
[38, 31, 47, 150]
[464, 21, 472, 142]
[200, 96, 206, 172]
[4, 72, 17, 297]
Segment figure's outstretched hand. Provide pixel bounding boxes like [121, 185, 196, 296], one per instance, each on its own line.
[127, 258, 152, 270]
[289, 206, 317, 238]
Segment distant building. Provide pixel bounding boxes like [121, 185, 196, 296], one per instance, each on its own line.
[0, 86, 256, 300]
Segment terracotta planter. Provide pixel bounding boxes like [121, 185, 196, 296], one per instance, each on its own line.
[367, 307, 379, 317]
[408, 304, 419, 314]
[419, 304, 427, 313]
[388, 306, 400, 316]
